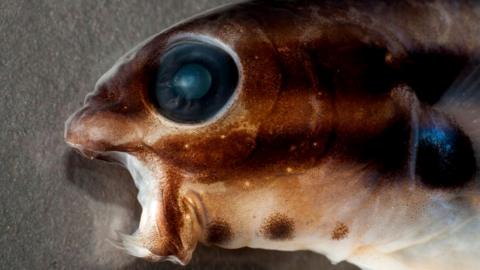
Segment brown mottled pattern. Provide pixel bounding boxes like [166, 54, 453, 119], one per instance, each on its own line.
[261, 213, 295, 240]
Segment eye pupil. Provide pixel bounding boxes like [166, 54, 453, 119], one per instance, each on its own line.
[172, 63, 212, 100]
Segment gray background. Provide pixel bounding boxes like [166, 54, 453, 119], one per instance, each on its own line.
[0, 1, 358, 269]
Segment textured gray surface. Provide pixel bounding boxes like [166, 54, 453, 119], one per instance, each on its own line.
[0, 1, 358, 269]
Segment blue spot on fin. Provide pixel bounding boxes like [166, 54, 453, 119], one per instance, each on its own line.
[437, 64, 480, 178]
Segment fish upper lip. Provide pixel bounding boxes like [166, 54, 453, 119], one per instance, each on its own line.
[66, 141, 102, 160]
[66, 138, 147, 163]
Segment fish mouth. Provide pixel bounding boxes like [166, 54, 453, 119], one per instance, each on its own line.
[100, 151, 166, 258]
[69, 146, 194, 264]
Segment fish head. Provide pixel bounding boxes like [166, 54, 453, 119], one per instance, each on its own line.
[64, 4, 335, 263]
[64, 1, 479, 267]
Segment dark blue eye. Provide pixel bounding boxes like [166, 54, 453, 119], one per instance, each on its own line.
[150, 42, 239, 123]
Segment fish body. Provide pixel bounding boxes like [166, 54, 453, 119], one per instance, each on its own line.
[65, 1, 480, 269]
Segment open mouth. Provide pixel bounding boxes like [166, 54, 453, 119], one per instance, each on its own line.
[87, 151, 175, 262]
[65, 124, 199, 264]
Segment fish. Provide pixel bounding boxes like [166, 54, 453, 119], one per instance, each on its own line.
[64, 0, 480, 269]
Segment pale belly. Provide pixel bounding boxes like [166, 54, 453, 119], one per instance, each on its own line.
[180, 162, 480, 270]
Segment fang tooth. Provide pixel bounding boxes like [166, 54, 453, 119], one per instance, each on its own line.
[119, 233, 153, 258]
[118, 233, 181, 263]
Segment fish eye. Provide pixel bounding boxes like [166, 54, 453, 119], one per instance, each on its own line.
[150, 41, 239, 123]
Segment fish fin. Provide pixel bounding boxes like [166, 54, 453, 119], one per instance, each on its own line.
[437, 64, 480, 173]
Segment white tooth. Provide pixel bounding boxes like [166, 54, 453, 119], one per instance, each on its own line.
[165, 255, 186, 265]
[119, 233, 152, 258]
[119, 232, 168, 262]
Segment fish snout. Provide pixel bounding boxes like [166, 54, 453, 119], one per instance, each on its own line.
[64, 102, 144, 157]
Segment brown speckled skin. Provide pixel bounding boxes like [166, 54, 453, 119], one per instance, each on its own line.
[261, 213, 296, 240]
[65, 0, 480, 267]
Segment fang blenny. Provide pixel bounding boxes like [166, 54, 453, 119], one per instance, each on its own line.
[65, 1, 480, 269]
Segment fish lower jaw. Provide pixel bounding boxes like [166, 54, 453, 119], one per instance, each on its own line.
[106, 152, 190, 264]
